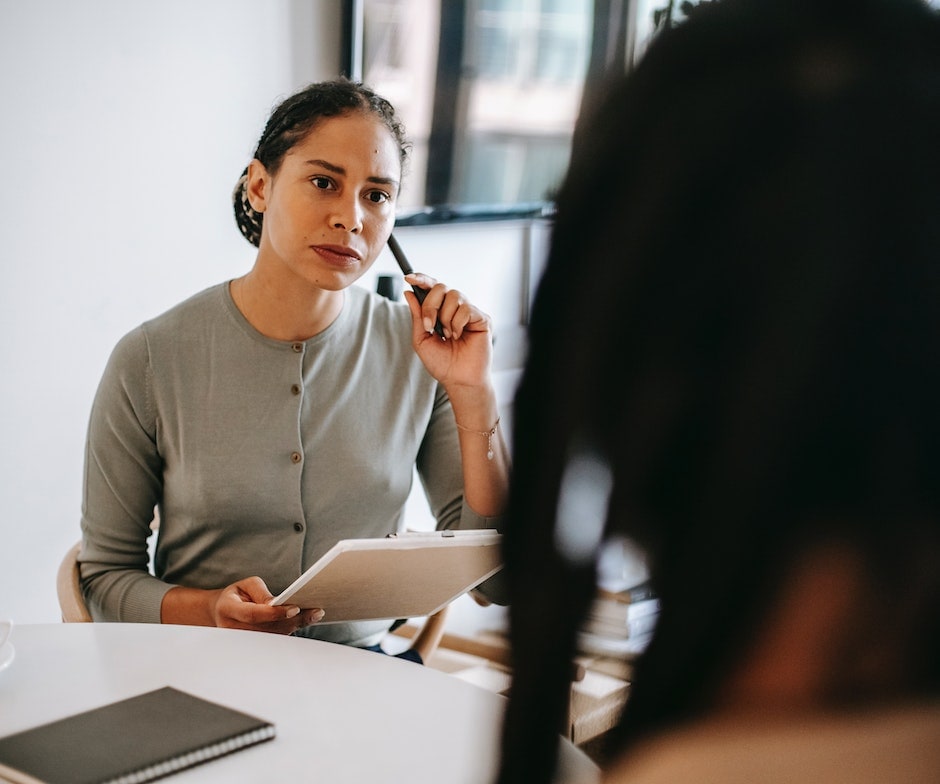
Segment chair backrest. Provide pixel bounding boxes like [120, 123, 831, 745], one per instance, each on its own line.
[57, 540, 93, 623]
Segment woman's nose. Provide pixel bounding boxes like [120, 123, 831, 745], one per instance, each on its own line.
[329, 197, 362, 233]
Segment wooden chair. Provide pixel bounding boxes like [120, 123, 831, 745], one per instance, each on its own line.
[56, 540, 449, 660]
[56, 540, 93, 623]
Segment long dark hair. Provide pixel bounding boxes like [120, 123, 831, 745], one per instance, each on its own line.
[233, 78, 409, 247]
[497, 0, 940, 781]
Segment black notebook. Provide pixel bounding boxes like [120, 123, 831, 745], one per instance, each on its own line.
[0, 686, 275, 784]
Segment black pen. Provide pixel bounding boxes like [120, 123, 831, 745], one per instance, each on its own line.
[388, 233, 445, 339]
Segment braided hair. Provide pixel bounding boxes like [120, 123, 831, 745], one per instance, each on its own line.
[496, 0, 940, 782]
[233, 78, 409, 247]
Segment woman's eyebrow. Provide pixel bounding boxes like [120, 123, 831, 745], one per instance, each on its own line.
[304, 158, 399, 188]
[304, 158, 344, 174]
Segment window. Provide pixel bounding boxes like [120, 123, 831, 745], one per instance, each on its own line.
[347, 0, 707, 224]
[349, 0, 595, 221]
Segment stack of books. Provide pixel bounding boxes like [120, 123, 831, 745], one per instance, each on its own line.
[578, 580, 660, 657]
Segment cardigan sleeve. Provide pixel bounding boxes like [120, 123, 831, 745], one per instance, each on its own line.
[79, 326, 174, 622]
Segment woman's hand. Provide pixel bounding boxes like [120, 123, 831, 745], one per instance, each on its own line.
[403, 272, 494, 390]
[162, 577, 324, 634]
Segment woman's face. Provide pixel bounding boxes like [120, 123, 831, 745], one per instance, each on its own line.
[248, 110, 401, 291]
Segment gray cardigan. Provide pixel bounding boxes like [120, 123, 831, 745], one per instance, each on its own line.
[80, 282, 498, 647]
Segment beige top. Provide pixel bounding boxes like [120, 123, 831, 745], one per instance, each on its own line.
[604, 703, 940, 783]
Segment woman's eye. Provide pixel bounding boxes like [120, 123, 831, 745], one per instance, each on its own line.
[311, 176, 333, 190]
[366, 190, 390, 204]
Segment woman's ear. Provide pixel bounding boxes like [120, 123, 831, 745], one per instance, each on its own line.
[246, 159, 270, 213]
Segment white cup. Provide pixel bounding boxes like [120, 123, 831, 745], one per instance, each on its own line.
[0, 619, 12, 649]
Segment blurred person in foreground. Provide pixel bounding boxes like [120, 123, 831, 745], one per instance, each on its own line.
[497, 0, 940, 781]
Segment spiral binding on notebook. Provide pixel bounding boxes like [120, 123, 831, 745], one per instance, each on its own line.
[107, 724, 276, 784]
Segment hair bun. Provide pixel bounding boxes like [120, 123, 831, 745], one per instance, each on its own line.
[232, 167, 263, 248]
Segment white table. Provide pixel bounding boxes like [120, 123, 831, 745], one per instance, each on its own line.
[0, 623, 599, 784]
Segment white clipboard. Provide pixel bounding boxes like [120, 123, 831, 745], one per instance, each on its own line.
[270, 530, 503, 623]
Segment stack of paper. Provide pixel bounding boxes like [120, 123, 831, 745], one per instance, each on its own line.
[578, 582, 660, 656]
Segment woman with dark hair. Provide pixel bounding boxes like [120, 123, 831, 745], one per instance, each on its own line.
[498, 0, 940, 781]
[79, 79, 508, 655]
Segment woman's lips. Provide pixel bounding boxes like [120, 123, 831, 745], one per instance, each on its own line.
[312, 244, 363, 265]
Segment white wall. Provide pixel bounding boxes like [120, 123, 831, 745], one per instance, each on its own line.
[0, 0, 534, 637]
